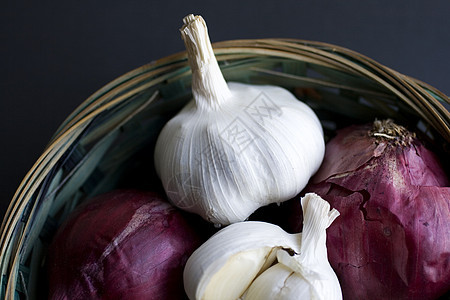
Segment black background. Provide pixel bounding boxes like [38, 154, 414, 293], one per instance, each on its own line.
[1, 1, 449, 220]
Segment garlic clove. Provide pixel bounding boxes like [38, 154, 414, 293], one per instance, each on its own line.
[202, 247, 275, 300]
[243, 263, 315, 300]
[183, 221, 302, 300]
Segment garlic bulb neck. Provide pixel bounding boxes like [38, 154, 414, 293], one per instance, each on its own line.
[181, 14, 232, 110]
[299, 193, 340, 262]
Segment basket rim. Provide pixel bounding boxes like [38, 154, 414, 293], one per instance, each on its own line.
[52, 38, 449, 146]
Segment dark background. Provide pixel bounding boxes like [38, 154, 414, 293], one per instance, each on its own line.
[1, 1, 449, 220]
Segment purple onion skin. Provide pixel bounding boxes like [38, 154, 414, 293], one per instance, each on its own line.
[47, 190, 204, 300]
[292, 122, 449, 300]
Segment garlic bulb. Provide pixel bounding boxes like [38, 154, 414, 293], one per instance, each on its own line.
[244, 193, 342, 300]
[183, 193, 341, 300]
[154, 14, 325, 225]
[183, 221, 302, 300]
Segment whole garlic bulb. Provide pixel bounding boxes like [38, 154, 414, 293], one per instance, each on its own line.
[154, 14, 325, 225]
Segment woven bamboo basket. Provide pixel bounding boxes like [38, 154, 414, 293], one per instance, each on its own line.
[1, 39, 449, 299]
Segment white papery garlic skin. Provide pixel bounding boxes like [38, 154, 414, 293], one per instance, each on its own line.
[154, 14, 325, 225]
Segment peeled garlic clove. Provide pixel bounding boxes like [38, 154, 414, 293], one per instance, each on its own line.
[202, 247, 275, 300]
[183, 221, 302, 300]
[243, 263, 316, 300]
[154, 14, 325, 225]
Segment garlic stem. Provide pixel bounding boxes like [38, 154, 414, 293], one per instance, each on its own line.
[181, 14, 232, 110]
[298, 193, 340, 264]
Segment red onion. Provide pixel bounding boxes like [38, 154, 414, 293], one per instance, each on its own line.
[291, 120, 449, 300]
[47, 190, 204, 300]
